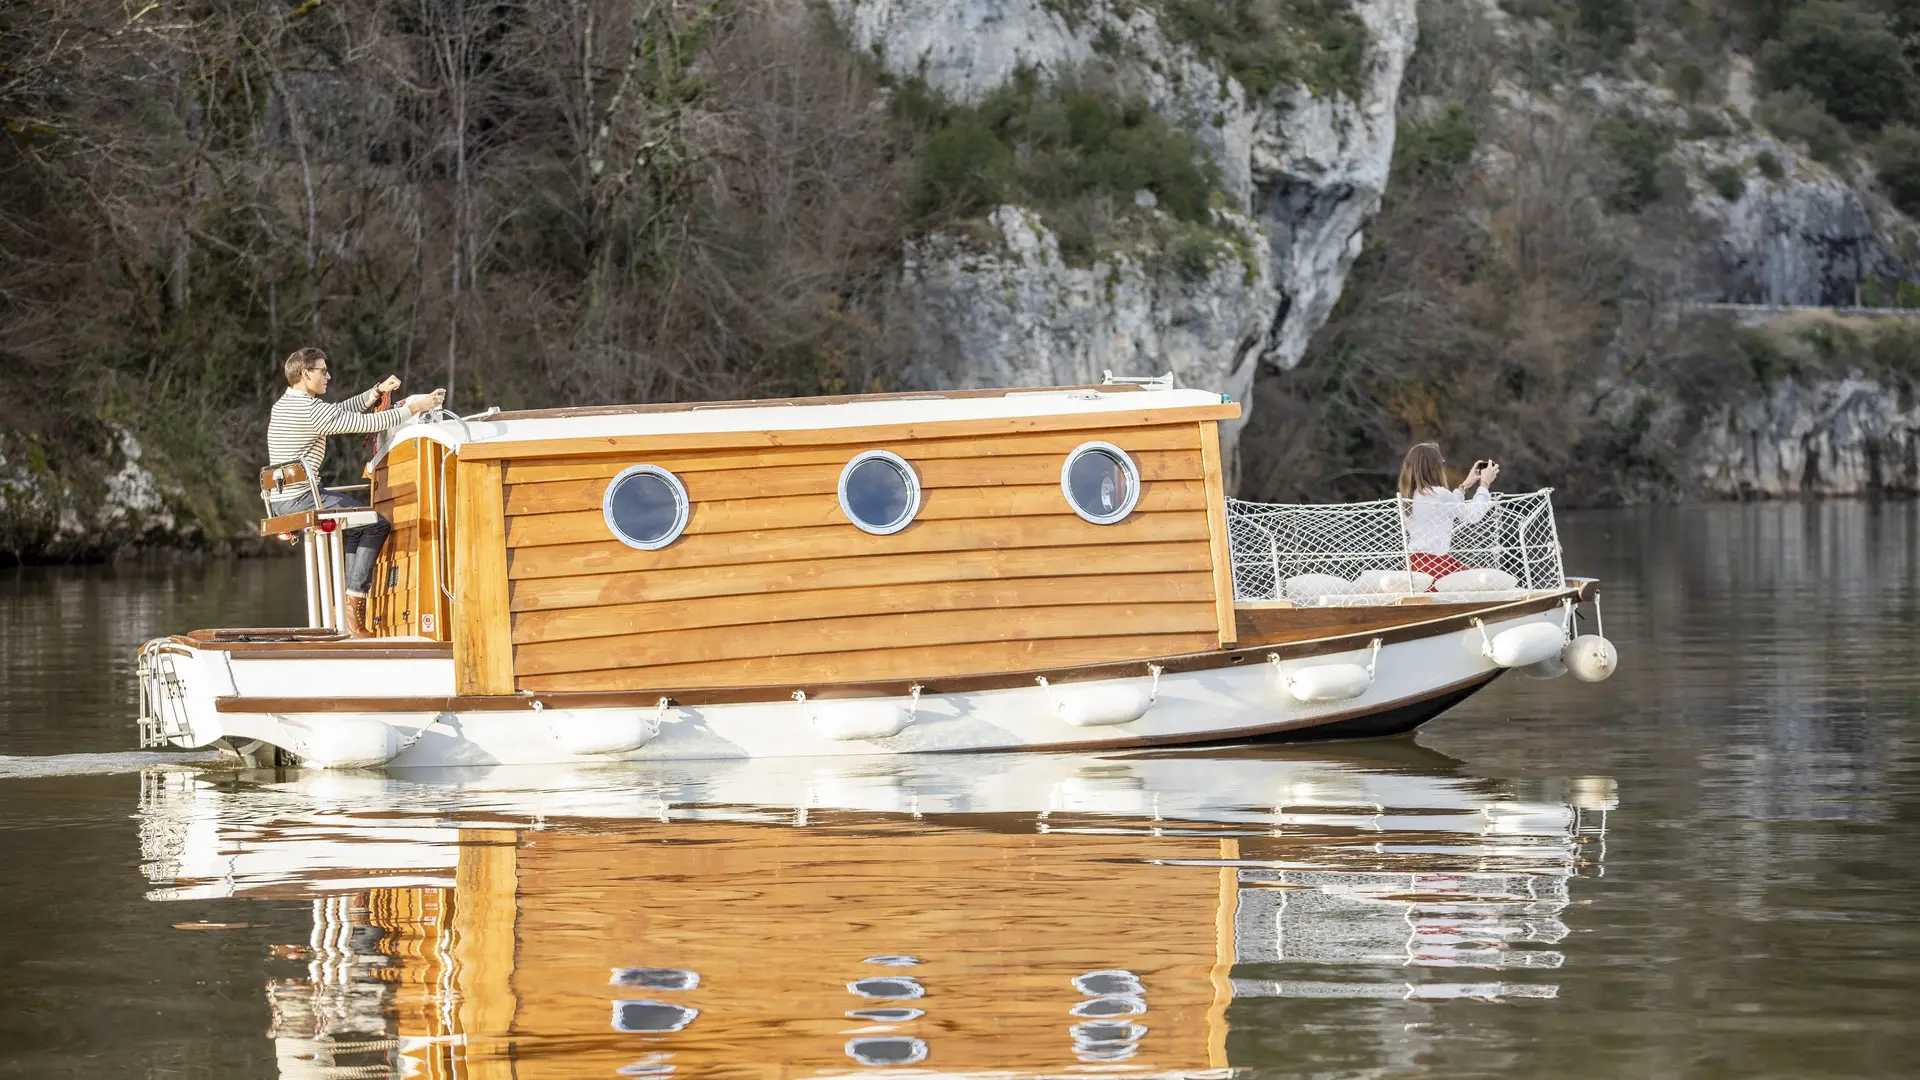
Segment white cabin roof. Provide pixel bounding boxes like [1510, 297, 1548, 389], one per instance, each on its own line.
[381, 386, 1230, 460]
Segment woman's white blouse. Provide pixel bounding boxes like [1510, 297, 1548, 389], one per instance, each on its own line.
[1406, 487, 1492, 554]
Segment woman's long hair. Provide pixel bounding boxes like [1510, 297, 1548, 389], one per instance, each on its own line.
[1398, 443, 1447, 513]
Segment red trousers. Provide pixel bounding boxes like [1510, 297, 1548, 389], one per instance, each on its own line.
[1409, 552, 1467, 586]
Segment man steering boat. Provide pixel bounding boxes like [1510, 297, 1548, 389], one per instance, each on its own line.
[266, 347, 444, 638]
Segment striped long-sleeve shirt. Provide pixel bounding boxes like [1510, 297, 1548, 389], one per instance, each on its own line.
[267, 386, 410, 480]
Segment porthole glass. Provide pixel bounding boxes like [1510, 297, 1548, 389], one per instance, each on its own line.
[1061, 442, 1141, 524]
[839, 450, 921, 535]
[602, 465, 690, 550]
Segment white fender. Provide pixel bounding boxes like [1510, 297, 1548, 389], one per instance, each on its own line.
[1271, 639, 1380, 703]
[799, 690, 917, 741]
[1283, 663, 1373, 703]
[1481, 622, 1565, 668]
[1056, 686, 1154, 727]
[1038, 669, 1160, 727]
[1563, 634, 1618, 682]
[539, 698, 672, 756]
[547, 711, 658, 756]
[285, 717, 402, 769]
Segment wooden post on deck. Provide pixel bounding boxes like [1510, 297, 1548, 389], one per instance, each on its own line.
[1199, 421, 1238, 649]
[453, 457, 514, 695]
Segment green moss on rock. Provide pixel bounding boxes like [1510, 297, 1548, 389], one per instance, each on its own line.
[900, 70, 1241, 264]
[1153, 0, 1369, 100]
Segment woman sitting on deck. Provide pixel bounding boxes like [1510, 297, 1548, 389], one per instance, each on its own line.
[1399, 442, 1499, 582]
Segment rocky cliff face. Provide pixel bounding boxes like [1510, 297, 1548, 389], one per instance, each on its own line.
[1683, 138, 1902, 307]
[1695, 375, 1920, 497]
[0, 430, 196, 563]
[904, 204, 1279, 400]
[832, 0, 1420, 457]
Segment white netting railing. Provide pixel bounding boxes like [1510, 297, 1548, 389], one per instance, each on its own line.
[1226, 489, 1566, 606]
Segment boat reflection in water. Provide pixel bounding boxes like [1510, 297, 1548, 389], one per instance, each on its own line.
[136, 744, 1614, 1078]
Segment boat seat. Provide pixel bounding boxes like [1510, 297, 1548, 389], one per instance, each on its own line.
[257, 461, 380, 536]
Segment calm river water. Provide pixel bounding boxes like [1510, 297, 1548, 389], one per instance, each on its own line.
[1, 503, 1916, 1079]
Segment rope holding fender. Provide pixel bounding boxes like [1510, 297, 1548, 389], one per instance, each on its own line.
[1470, 617, 1493, 656]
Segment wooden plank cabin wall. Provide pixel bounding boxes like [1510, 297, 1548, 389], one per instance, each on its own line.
[414, 440, 453, 641]
[368, 438, 456, 641]
[501, 422, 1226, 692]
[367, 440, 420, 637]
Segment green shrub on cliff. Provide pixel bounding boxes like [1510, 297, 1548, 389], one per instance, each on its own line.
[1707, 162, 1747, 200]
[901, 71, 1224, 262]
[1759, 1, 1913, 130]
[1155, 0, 1370, 99]
[1756, 88, 1852, 163]
[1875, 125, 1920, 215]
[1597, 115, 1673, 211]
[1396, 104, 1478, 187]
[1572, 0, 1637, 60]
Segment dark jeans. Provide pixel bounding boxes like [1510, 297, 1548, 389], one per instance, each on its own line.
[270, 488, 390, 595]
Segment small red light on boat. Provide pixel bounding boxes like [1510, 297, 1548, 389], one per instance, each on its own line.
[318, 519, 338, 533]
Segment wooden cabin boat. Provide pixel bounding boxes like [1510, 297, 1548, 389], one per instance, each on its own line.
[135, 379, 1616, 768]
[134, 749, 1614, 1077]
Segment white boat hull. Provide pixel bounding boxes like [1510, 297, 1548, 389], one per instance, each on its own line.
[139, 607, 1561, 768]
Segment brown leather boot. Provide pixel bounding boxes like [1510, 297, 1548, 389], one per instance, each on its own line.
[344, 594, 373, 639]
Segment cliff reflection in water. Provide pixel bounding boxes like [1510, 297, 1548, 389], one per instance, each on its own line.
[135, 746, 1613, 1078]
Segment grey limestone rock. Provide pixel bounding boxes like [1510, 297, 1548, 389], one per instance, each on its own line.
[1685, 140, 1901, 306]
[1695, 376, 1920, 496]
[829, 0, 1420, 456]
[904, 204, 1278, 395]
[0, 428, 186, 561]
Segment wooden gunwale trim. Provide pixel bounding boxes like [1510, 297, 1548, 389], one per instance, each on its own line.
[171, 634, 449, 657]
[217, 645, 454, 660]
[1232, 593, 1568, 646]
[210, 589, 1570, 711]
[488, 383, 1144, 421]
[184, 627, 346, 642]
[458, 404, 1240, 461]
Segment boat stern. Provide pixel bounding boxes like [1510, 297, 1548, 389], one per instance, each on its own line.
[136, 637, 236, 751]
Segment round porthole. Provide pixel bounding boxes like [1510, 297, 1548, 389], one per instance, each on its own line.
[1061, 442, 1141, 524]
[602, 465, 690, 550]
[839, 451, 921, 535]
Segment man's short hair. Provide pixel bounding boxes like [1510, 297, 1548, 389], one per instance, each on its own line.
[284, 347, 327, 387]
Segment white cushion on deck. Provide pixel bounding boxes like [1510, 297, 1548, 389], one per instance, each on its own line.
[1283, 573, 1353, 602]
[1354, 568, 1434, 594]
[1433, 567, 1519, 592]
